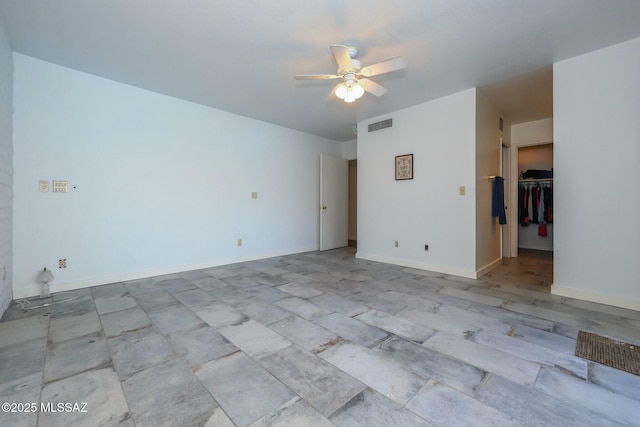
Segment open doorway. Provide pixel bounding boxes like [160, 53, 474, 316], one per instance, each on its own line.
[507, 141, 554, 287]
[516, 143, 553, 253]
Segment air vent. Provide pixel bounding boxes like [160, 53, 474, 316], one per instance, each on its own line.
[368, 118, 393, 132]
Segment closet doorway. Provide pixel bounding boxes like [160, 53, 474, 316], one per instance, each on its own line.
[516, 143, 553, 253]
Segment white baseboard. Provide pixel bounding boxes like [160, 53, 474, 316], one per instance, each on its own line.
[475, 257, 503, 278]
[13, 245, 317, 300]
[551, 284, 640, 311]
[355, 252, 477, 279]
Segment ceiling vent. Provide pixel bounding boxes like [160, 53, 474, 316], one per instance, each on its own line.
[368, 118, 393, 132]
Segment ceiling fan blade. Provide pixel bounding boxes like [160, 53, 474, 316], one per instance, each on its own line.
[295, 74, 340, 80]
[330, 44, 353, 72]
[358, 78, 387, 97]
[359, 57, 406, 77]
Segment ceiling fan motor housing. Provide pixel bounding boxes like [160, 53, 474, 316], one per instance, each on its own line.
[344, 73, 357, 86]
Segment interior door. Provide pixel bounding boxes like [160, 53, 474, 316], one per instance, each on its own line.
[320, 154, 348, 250]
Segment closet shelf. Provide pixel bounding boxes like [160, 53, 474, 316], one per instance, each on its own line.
[518, 178, 553, 183]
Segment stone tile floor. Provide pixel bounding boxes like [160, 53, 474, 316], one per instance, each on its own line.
[1, 248, 639, 426]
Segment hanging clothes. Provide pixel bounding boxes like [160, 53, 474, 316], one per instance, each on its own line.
[519, 180, 553, 228]
[543, 184, 553, 223]
[519, 184, 530, 226]
[537, 185, 545, 223]
[492, 176, 507, 225]
[531, 185, 540, 224]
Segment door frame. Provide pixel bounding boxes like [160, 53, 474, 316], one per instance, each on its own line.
[508, 139, 554, 257]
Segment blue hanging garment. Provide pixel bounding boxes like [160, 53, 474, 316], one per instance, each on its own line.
[492, 176, 507, 225]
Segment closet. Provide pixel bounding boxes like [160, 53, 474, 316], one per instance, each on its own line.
[517, 144, 553, 251]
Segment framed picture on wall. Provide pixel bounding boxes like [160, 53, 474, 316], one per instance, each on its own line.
[395, 154, 413, 180]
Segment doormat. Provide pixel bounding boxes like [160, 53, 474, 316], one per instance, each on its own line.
[575, 331, 640, 376]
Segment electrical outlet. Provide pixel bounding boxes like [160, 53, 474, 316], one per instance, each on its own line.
[424, 245, 429, 251]
[237, 239, 242, 247]
[251, 192, 258, 199]
[394, 241, 398, 247]
[58, 258, 67, 269]
[39, 180, 49, 192]
[459, 186, 466, 196]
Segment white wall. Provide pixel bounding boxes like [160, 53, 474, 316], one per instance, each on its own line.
[0, 20, 13, 315]
[356, 89, 478, 278]
[13, 54, 341, 298]
[341, 139, 357, 160]
[475, 90, 509, 274]
[511, 118, 553, 146]
[553, 37, 640, 310]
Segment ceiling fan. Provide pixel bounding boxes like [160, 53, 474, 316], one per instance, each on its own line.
[295, 45, 406, 103]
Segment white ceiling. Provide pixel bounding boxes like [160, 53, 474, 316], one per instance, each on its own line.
[1, 1, 639, 141]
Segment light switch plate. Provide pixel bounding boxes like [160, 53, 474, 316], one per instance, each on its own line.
[53, 180, 68, 193]
[251, 192, 258, 199]
[459, 186, 466, 196]
[39, 180, 49, 193]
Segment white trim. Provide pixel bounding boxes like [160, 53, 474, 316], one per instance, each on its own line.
[509, 138, 554, 258]
[13, 246, 317, 299]
[355, 252, 477, 279]
[475, 257, 502, 278]
[551, 284, 640, 311]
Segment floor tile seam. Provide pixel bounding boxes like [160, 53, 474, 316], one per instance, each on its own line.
[502, 302, 603, 330]
[485, 284, 554, 300]
[41, 354, 115, 390]
[470, 328, 587, 368]
[354, 312, 433, 343]
[528, 367, 638, 424]
[485, 349, 587, 385]
[142, 288, 229, 333]
[395, 392, 443, 427]
[472, 370, 541, 421]
[422, 331, 544, 385]
[41, 316, 115, 387]
[326, 339, 433, 400]
[203, 350, 303, 426]
[533, 299, 639, 324]
[465, 304, 556, 332]
[105, 324, 180, 379]
[559, 299, 640, 321]
[531, 298, 625, 323]
[396, 305, 513, 337]
[112, 347, 180, 383]
[402, 378, 513, 427]
[34, 314, 53, 427]
[370, 336, 449, 383]
[436, 288, 505, 306]
[253, 344, 367, 419]
[513, 332, 579, 356]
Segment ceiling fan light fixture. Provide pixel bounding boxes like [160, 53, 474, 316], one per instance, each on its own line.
[335, 81, 364, 103]
[352, 83, 364, 99]
[335, 83, 348, 99]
